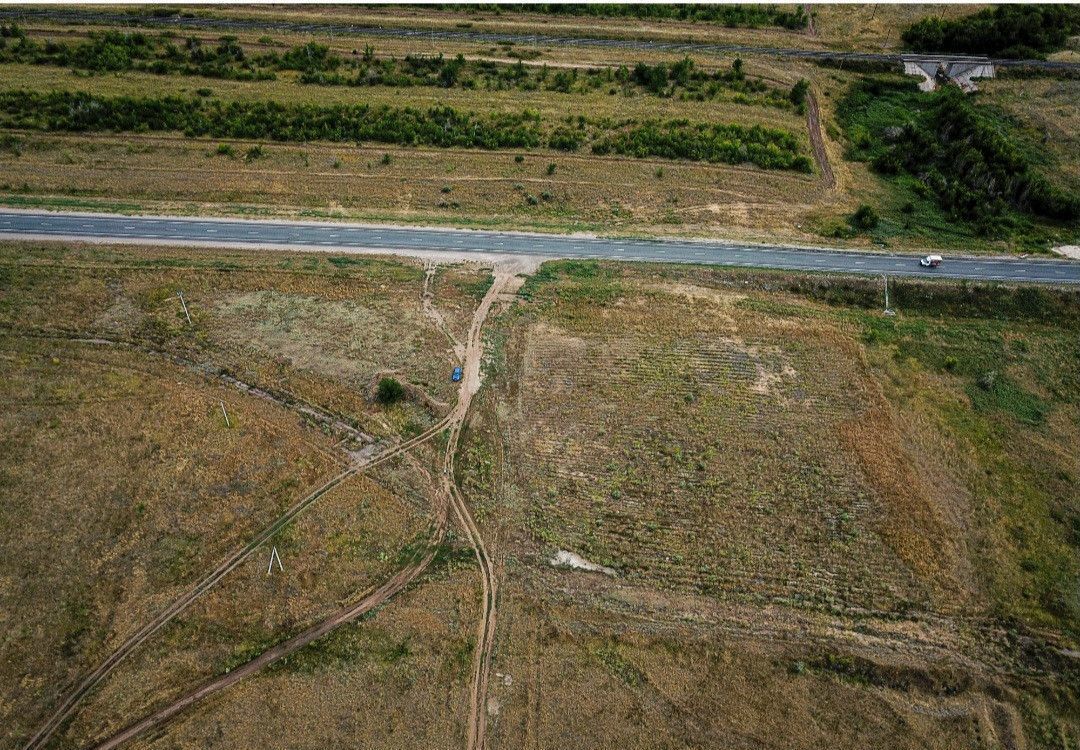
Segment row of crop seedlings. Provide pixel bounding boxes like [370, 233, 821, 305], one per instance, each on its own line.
[520, 332, 923, 612]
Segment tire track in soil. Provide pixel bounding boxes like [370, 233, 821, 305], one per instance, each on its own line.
[17, 311, 455, 750]
[21, 421, 445, 750]
[806, 89, 836, 190]
[75, 270, 518, 750]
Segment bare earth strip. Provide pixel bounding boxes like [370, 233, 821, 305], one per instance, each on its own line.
[806, 90, 836, 190]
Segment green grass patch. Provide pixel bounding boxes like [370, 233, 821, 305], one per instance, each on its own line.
[592, 641, 645, 687]
[859, 308, 1080, 631]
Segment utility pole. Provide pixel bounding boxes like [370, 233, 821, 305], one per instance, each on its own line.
[882, 275, 895, 316]
[177, 291, 192, 325]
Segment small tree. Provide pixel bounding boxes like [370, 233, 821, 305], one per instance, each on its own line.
[789, 79, 810, 111]
[850, 204, 880, 231]
[376, 377, 404, 404]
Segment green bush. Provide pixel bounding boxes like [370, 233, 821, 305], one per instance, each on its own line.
[376, 377, 404, 405]
[789, 79, 810, 112]
[850, 204, 880, 231]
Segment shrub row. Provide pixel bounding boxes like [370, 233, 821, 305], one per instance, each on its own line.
[302, 54, 798, 110]
[0, 90, 543, 149]
[0, 29, 274, 80]
[0, 89, 812, 172]
[593, 120, 812, 172]
[0, 30, 801, 109]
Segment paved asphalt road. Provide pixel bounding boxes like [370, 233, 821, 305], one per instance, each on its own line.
[1, 210, 1078, 284]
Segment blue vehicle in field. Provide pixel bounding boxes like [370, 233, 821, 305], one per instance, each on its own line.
[452, 366, 463, 382]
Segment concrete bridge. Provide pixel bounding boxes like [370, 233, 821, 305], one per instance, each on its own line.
[902, 55, 996, 92]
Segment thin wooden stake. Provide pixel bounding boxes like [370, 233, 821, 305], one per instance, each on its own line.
[220, 401, 231, 428]
[177, 291, 192, 325]
[267, 546, 284, 575]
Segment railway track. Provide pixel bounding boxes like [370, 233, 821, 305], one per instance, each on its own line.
[3, 8, 1079, 72]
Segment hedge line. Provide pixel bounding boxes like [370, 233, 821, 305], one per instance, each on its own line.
[0, 89, 812, 172]
[0, 29, 799, 109]
[593, 121, 813, 172]
[0, 90, 543, 149]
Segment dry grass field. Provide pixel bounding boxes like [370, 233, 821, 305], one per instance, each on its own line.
[0, 336, 343, 749]
[0, 240, 493, 749]
[456, 260, 1080, 749]
[0, 241, 488, 435]
[62, 456, 441, 748]
[132, 550, 481, 750]
[3, 239, 1078, 750]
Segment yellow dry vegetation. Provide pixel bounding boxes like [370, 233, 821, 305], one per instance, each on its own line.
[456, 260, 1080, 748]
[0, 239, 491, 748]
[0, 337, 342, 748]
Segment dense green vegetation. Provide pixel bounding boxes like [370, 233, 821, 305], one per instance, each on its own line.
[902, 5, 1080, 59]
[0, 89, 811, 171]
[376, 377, 405, 405]
[0, 28, 802, 109]
[0, 26, 274, 80]
[593, 121, 812, 172]
[0, 90, 542, 148]
[838, 77, 1080, 242]
[428, 3, 809, 29]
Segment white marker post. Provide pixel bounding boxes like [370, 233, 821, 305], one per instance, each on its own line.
[267, 546, 283, 575]
[220, 401, 231, 428]
[177, 291, 192, 325]
[883, 275, 895, 316]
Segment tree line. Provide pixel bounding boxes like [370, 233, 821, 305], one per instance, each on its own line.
[903, 5, 1080, 59]
[412, 4, 808, 29]
[0, 89, 811, 172]
[0, 29, 803, 110]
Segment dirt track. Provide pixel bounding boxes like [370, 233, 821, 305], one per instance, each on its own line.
[453, 272, 523, 750]
[78, 268, 518, 750]
[806, 90, 836, 189]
